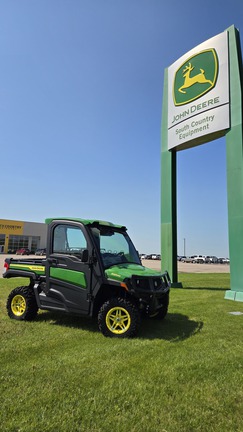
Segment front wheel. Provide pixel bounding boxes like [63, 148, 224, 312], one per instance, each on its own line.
[6, 286, 38, 321]
[98, 297, 140, 338]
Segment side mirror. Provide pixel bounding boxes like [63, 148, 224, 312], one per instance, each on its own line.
[81, 249, 89, 263]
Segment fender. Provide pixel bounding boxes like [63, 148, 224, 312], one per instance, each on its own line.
[3, 269, 37, 281]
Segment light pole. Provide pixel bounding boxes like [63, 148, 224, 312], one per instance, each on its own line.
[183, 238, 186, 256]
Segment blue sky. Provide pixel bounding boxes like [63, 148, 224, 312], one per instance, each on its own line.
[0, 0, 242, 257]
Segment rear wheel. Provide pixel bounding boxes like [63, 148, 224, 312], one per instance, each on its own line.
[6, 286, 38, 321]
[98, 297, 140, 338]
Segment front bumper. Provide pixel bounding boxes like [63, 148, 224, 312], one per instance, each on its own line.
[127, 271, 170, 312]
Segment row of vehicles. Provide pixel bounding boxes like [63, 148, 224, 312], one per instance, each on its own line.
[178, 255, 230, 264]
[11, 248, 47, 255]
[13, 249, 229, 265]
[140, 254, 161, 260]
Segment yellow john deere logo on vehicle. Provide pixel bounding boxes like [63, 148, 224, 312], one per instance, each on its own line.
[173, 49, 218, 106]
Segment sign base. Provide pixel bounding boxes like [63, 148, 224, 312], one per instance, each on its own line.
[225, 290, 243, 302]
[171, 282, 183, 288]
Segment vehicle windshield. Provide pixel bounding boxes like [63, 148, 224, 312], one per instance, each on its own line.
[90, 226, 141, 269]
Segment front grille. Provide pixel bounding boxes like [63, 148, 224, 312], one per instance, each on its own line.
[130, 275, 169, 292]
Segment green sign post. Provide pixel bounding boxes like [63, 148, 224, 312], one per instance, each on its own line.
[161, 68, 179, 285]
[225, 26, 243, 301]
[161, 25, 243, 300]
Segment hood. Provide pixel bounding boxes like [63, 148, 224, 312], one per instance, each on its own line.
[105, 263, 162, 282]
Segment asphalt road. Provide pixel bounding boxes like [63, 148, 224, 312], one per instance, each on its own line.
[0, 254, 230, 278]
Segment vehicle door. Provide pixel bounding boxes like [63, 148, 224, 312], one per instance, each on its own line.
[45, 222, 92, 314]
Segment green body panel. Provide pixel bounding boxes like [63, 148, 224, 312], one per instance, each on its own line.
[45, 217, 125, 229]
[105, 264, 161, 283]
[9, 263, 45, 275]
[50, 267, 87, 288]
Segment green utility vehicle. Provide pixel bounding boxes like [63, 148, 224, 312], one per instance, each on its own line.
[3, 218, 170, 337]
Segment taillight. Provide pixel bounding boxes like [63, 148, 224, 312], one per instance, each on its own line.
[4, 261, 9, 272]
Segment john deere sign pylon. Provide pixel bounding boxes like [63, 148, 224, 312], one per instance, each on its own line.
[161, 25, 243, 301]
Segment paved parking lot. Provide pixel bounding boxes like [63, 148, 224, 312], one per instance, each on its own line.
[0, 254, 230, 278]
[142, 259, 230, 273]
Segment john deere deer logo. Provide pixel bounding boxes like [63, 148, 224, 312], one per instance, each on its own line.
[173, 49, 218, 106]
[178, 62, 213, 94]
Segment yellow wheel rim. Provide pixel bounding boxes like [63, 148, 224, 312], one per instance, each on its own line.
[11, 295, 26, 316]
[106, 306, 131, 334]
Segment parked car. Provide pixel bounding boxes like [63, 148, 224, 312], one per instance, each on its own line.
[205, 256, 218, 264]
[145, 254, 153, 259]
[177, 256, 186, 261]
[16, 248, 30, 255]
[139, 254, 147, 260]
[150, 254, 159, 260]
[191, 255, 206, 264]
[181, 256, 193, 263]
[218, 257, 230, 264]
[35, 248, 46, 256]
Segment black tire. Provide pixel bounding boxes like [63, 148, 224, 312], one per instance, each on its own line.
[6, 286, 38, 321]
[148, 293, 169, 320]
[98, 297, 140, 338]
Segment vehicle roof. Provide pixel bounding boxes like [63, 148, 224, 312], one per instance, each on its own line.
[45, 217, 126, 230]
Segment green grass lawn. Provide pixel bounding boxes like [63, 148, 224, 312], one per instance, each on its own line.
[1, 274, 243, 432]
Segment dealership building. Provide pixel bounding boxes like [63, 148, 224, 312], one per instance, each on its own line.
[0, 219, 47, 253]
